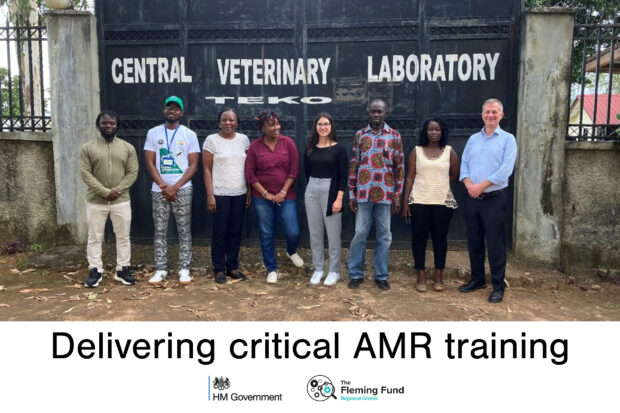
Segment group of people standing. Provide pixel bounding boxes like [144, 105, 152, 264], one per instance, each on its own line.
[78, 95, 516, 303]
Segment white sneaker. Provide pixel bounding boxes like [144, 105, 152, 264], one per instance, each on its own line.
[310, 271, 323, 285]
[287, 252, 304, 267]
[179, 269, 192, 285]
[266, 271, 278, 284]
[149, 270, 168, 285]
[324, 272, 340, 286]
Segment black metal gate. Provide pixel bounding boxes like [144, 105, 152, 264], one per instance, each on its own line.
[96, 0, 521, 247]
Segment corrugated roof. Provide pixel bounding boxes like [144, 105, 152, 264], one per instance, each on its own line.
[571, 94, 620, 124]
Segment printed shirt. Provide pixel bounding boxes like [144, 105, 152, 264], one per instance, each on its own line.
[348, 122, 405, 204]
[459, 126, 517, 193]
[144, 124, 200, 192]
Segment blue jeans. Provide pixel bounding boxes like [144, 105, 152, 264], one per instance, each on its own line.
[347, 201, 392, 280]
[252, 197, 300, 272]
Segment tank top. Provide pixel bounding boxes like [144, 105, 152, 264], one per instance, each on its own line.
[408, 145, 457, 208]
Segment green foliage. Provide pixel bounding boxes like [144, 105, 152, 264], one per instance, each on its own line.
[524, 0, 619, 24]
[29, 243, 42, 252]
[0, 67, 21, 118]
[0, 1, 92, 24]
[525, 1, 620, 85]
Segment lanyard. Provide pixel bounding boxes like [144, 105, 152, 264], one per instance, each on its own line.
[163, 124, 180, 153]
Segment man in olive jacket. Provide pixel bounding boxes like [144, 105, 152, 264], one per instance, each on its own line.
[79, 110, 139, 288]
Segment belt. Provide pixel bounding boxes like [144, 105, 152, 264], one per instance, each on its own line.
[477, 189, 506, 199]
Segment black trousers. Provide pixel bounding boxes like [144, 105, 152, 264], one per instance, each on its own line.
[410, 204, 454, 270]
[464, 191, 508, 292]
[211, 194, 246, 273]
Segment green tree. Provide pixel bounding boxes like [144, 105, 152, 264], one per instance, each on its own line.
[0, 1, 92, 22]
[0, 1, 90, 129]
[525, 0, 619, 24]
[525, 1, 620, 85]
[0, 67, 20, 118]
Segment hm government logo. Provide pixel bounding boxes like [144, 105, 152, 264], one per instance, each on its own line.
[307, 375, 337, 401]
[213, 376, 230, 390]
[209, 375, 283, 403]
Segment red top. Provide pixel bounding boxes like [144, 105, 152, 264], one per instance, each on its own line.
[245, 134, 299, 200]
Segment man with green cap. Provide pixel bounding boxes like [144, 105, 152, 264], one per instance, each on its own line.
[144, 96, 200, 285]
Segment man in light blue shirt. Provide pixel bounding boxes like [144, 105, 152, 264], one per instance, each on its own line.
[459, 98, 517, 303]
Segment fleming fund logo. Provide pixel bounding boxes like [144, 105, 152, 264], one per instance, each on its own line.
[307, 375, 337, 401]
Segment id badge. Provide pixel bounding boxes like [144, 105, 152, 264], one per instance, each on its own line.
[162, 154, 174, 166]
[159, 149, 182, 174]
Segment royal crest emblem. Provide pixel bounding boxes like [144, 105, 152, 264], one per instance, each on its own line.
[213, 377, 230, 390]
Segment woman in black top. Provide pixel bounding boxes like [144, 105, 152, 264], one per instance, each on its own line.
[304, 112, 348, 286]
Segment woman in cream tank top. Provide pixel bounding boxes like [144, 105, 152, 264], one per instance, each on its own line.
[402, 118, 459, 293]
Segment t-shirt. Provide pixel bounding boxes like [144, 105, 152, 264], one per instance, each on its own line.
[144, 124, 200, 192]
[202, 132, 250, 196]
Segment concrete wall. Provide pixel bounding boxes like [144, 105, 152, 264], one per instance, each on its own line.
[47, 11, 100, 244]
[0, 133, 60, 244]
[513, 8, 574, 264]
[562, 141, 620, 268]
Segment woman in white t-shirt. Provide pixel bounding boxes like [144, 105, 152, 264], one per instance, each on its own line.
[203, 108, 251, 284]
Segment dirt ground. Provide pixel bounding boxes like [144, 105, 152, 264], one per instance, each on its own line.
[0, 245, 618, 321]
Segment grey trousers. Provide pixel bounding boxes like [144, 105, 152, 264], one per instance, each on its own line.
[152, 186, 193, 271]
[304, 177, 342, 273]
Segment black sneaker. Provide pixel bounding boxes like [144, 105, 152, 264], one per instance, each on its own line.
[214, 272, 227, 284]
[227, 270, 248, 281]
[375, 279, 391, 290]
[348, 278, 364, 289]
[114, 266, 136, 285]
[85, 268, 102, 288]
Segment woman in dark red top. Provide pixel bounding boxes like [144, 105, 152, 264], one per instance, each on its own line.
[245, 111, 304, 283]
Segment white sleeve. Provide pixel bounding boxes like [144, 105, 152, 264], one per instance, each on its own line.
[144, 130, 157, 152]
[203, 135, 216, 154]
[242, 134, 250, 151]
[188, 130, 201, 154]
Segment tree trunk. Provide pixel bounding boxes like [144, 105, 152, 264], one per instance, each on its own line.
[9, 0, 43, 130]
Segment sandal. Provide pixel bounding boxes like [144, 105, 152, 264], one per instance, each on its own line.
[433, 282, 446, 292]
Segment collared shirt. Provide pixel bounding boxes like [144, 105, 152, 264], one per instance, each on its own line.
[348, 122, 405, 204]
[245, 134, 299, 199]
[459, 126, 517, 192]
[79, 136, 139, 205]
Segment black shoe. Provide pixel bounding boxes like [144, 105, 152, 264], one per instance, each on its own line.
[375, 279, 391, 290]
[348, 278, 364, 289]
[214, 272, 227, 284]
[458, 280, 488, 292]
[85, 268, 102, 288]
[227, 270, 248, 281]
[488, 290, 504, 303]
[114, 266, 136, 285]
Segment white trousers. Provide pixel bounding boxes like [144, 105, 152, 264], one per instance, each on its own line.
[86, 201, 132, 272]
[304, 177, 342, 273]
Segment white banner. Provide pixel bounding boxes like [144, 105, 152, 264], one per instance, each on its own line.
[0, 321, 616, 412]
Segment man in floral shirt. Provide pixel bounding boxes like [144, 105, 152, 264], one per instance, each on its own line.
[347, 98, 405, 290]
